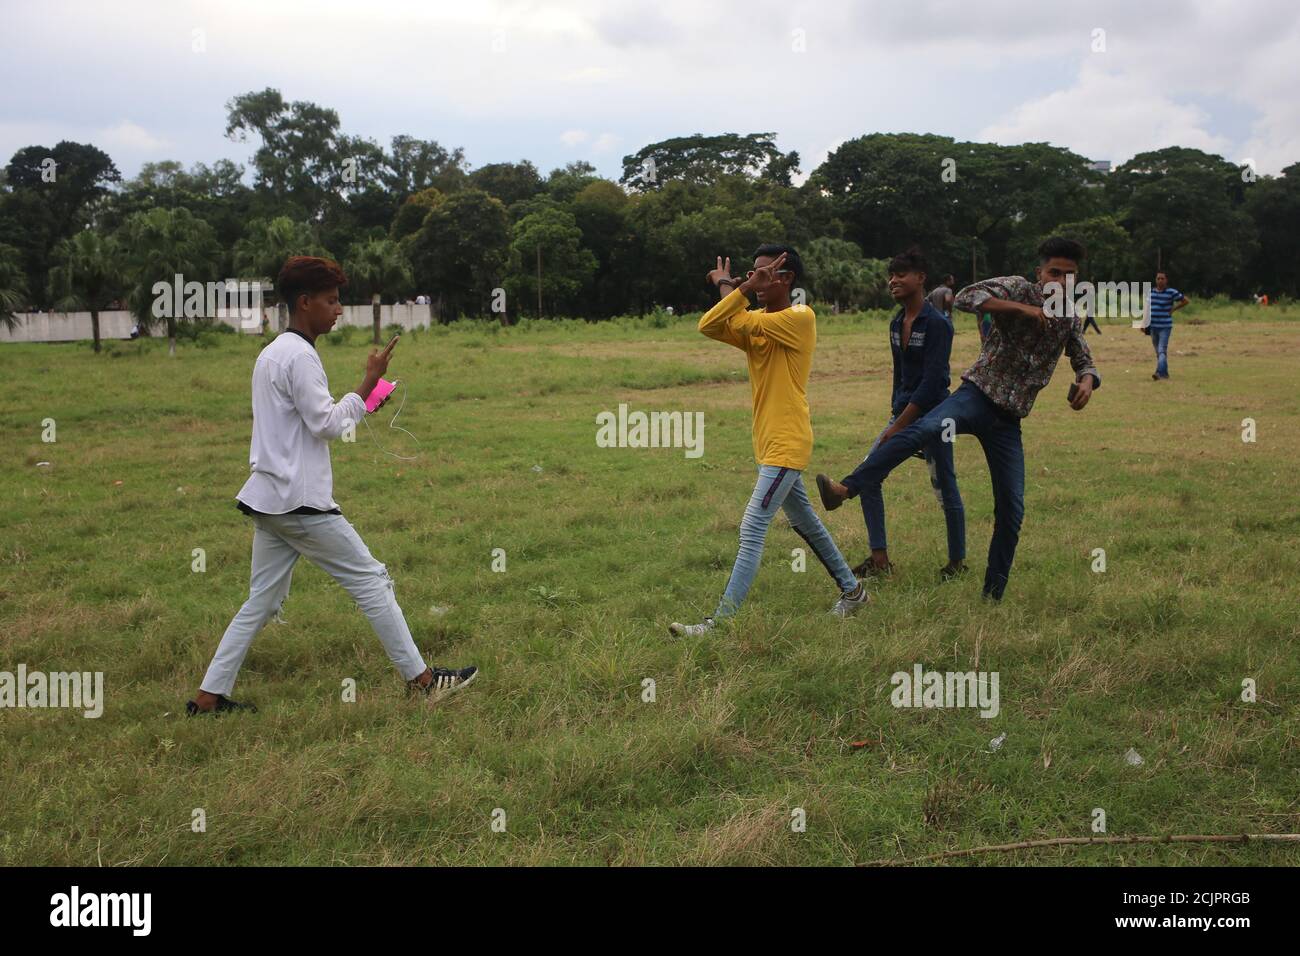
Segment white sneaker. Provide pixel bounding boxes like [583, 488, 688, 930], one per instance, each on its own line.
[830, 583, 869, 617]
[669, 618, 716, 637]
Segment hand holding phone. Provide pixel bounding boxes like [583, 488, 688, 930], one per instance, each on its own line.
[366, 378, 398, 414]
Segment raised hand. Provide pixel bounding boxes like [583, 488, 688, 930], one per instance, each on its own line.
[706, 256, 735, 288]
[366, 334, 399, 380]
[742, 251, 788, 290]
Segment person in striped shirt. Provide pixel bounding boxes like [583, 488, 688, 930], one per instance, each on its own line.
[1146, 272, 1188, 380]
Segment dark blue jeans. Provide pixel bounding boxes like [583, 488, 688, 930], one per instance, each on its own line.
[859, 418, 965, 563]
[841, 382, 1025, 599]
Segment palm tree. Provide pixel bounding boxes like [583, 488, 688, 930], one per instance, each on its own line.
[344, 238, 413, 343]
[119, 207, 221, 356]
[49, 231, 124, 353]
[0, 243, 28, 332]
[233, 217, 331, 332]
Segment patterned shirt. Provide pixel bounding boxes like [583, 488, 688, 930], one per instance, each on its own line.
[1146, 287, 1185, 328]
[954, 275, 1100, 418]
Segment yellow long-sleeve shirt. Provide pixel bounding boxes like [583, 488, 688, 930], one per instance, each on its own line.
[698, 288, 816, 470]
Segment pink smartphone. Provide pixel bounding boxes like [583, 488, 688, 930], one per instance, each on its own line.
[365, 378, 397, 414]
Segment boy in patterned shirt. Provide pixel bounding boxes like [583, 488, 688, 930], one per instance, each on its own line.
[816, 237, 1100, 601]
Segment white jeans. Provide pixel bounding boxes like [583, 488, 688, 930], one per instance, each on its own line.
[200, 512, 427, 696]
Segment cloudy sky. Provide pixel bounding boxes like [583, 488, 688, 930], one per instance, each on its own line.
[2, 0, 1297, 182]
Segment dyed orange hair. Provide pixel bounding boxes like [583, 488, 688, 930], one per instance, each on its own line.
[277, 256, 348, 313]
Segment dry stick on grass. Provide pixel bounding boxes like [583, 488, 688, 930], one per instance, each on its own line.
[862, 833, 1300, 867]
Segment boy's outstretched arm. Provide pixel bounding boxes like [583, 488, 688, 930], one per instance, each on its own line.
[955, 275, 1049, 331]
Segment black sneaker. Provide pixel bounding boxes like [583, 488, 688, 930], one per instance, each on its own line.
[186, 695, 257, 716]
[410, 665, 479, 703]
[940, 562, 969, 581]
[852, 557, 895, 578]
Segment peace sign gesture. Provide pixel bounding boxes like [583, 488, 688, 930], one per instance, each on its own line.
[706, 256, 735, 288]
[746, 251, 789, 286]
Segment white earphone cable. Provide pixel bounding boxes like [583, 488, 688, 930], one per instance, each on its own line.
[361, 380, 421, 461]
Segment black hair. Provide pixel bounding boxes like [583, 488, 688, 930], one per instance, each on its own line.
[887, 246, 928, 276]
[753, 243, 804, 283]
[1037, 236, 1085, 264]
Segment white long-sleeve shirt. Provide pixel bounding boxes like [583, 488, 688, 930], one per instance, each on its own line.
[236, 330, 366, 514]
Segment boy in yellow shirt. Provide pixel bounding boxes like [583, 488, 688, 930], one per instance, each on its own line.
[670, 246, 868, 637]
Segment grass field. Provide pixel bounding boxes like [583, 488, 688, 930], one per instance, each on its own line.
[2, 303, 1298, 866]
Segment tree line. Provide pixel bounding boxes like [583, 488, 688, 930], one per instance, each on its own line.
[2, 87, 1297, 350]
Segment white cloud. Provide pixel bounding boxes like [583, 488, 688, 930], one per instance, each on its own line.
[0, 0, 1296, 179]
[979, 66, 1234, 165]
[98, 121, 170, 153]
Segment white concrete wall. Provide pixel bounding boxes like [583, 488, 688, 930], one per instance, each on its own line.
[0, 304, 437, 343]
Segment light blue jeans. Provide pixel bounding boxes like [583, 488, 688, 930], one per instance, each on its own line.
[715, 465, 858, 619]
[201, 512, 427, 695]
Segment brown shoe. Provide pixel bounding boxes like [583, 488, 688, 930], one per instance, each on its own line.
[816, 473, 845, 511]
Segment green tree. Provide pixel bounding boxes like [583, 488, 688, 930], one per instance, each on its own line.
[233, 217, 332, 330]
[48, 230, 125, 352]
[102, 159, 254, 271]
[390, 187, 445, 240]
[404, 189, 510, 320]
[1107, 147, 1258, 294]
[1244, 162, 1300, 298]
[118, 207, 220, 356]
[803, 238, 890, 312]
[225, 89, 384, 222]
[468, 161, 544, 209]
[344, 237, 414, 343]
[812, 134, 1099, 281]
[621, 133, 799, 191]
[505, 204, 597, 318]
[2, 141, 121, 307]
[569, 179, 632, 316]
[384, 135, 468, 199]
[544, 161, 601, 204]
[0, 242, 29, 330]
[1044, 215, 1136, 284]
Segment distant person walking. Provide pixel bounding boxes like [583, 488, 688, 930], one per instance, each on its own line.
[1146, 271, 1188, 380]
[1080, 299, 1101, 334]
[927, 274, 955, 318]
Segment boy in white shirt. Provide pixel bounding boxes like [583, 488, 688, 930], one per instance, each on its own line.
[188, 256, 477, 713]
